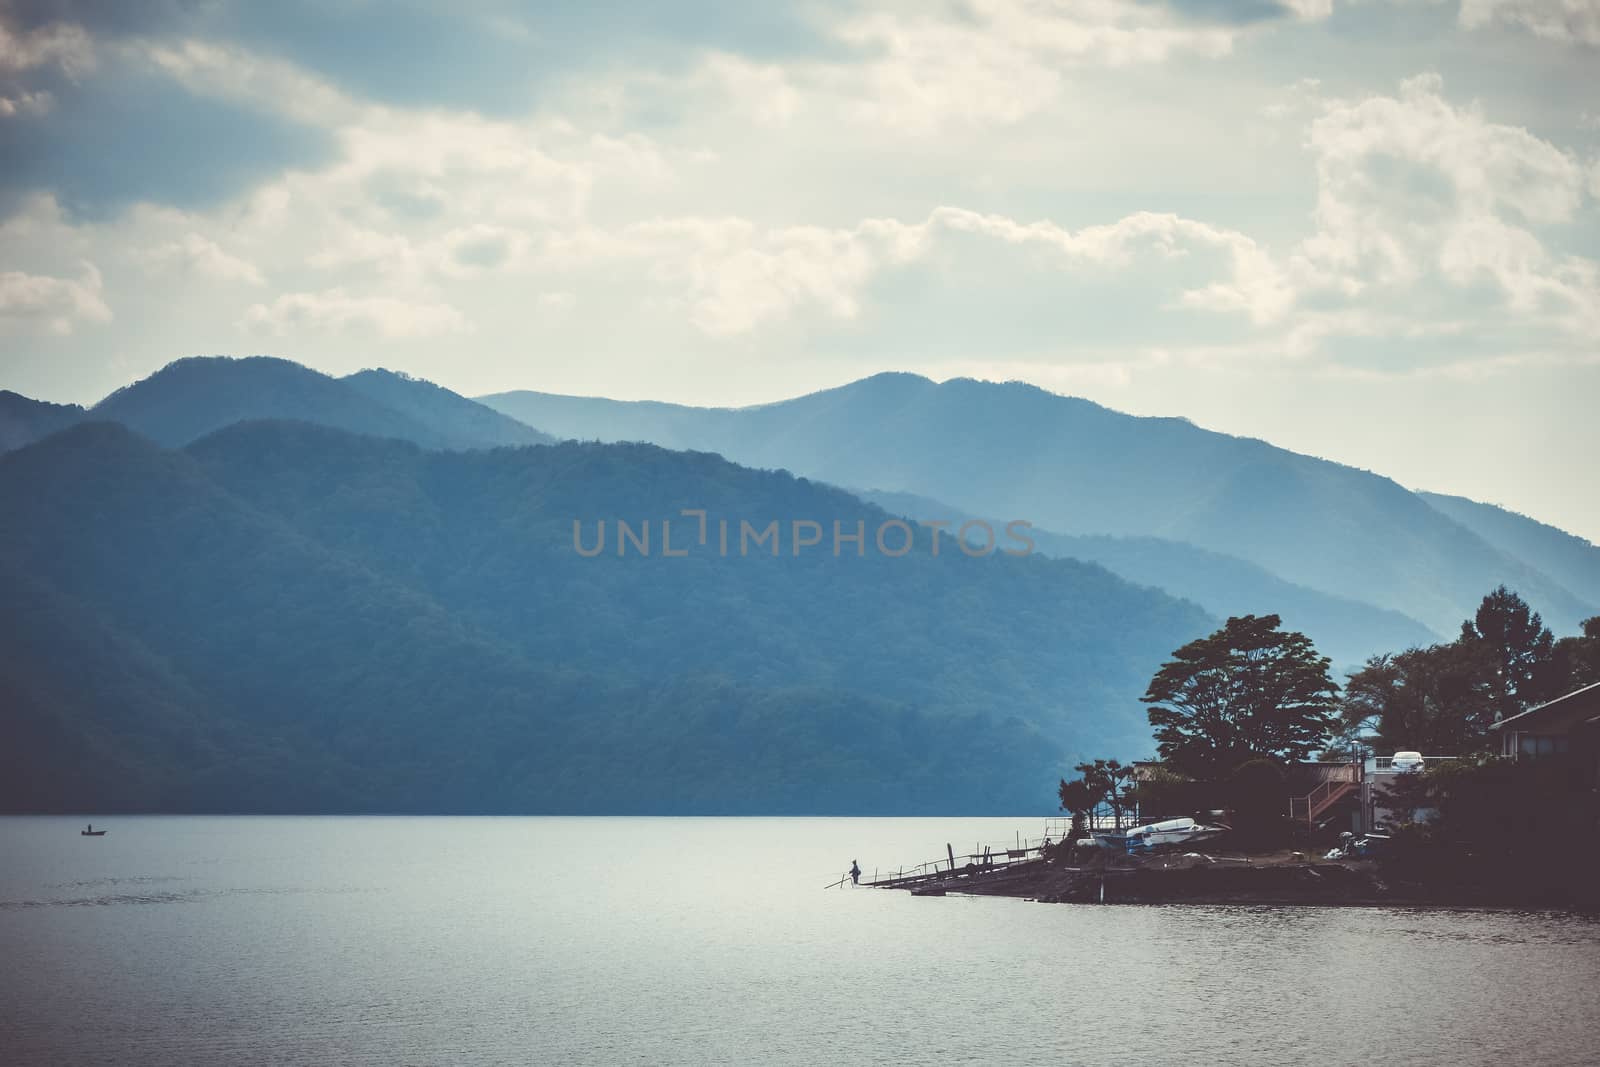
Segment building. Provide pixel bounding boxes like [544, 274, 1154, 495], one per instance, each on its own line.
[1489, 681, 1600, 782]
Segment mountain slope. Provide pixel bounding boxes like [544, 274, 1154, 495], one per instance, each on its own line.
[862, 488, 1440, 668]
[0, 390, 85, 452]
[186, 419, 1211, 758]
[0, 421, 576, 812]
[91, 356, 437, 447]
[1419, 491, 1600, 611]
[0, 420, 1216, 813]
[341, 368, 556, 448]
[481, 374, 1595, 635]
[86, 356, 552, 451]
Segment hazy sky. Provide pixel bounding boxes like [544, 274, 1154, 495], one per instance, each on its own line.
[1, 1, 1597, 539]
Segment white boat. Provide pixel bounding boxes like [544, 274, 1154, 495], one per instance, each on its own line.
[1096, 817, 1226, 853]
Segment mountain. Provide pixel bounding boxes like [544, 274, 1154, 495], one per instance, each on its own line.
[862, 489, 1439, 669]
[1418, 491, 1600, 612]
[341, 368, 555, 448]
[480, 374, 1596, 636]
[186, 419, 1207, 754]
[0, 419, 1213, 814]
[84, 356, 553, 451]
[0, 390, 85, 452]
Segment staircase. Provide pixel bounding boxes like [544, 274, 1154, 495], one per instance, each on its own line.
[1289, 764, 1360, 827]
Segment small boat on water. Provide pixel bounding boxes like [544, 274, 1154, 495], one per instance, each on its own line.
[80, 824, 106, 837]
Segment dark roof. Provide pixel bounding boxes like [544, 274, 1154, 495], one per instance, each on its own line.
[1489, 681, 1600, 731]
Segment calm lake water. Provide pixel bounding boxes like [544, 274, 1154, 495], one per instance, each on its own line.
[3, 816, 1597, 1066]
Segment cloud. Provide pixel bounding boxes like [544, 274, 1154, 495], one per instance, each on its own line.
[571, 204, 1293, 337]
[0, 59, 335, 220]
[820, 1, 1251, 132]
[1, 2, 852, 119]
[0, 260, 110, 333]
[1458, 0, 1600, 45]
[144, 232, 264, 285]
[1292, 74, 1598, 340]
[0, 17, 93, 76]
[0, 88, 50, 115]
[441, 225, 524, 274]
[593, 0, 1331, 135]
[241, 290, 469, 339]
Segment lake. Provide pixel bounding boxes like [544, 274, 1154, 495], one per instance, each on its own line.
[3, 816, 1597, 1065]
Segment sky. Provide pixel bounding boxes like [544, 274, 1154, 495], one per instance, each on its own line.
[1, 0, 1597, 539]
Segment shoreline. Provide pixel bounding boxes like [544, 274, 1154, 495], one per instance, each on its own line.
[881, 853, 1596, 911]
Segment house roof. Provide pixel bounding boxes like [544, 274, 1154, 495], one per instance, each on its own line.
[1489, 680, 1600, 731]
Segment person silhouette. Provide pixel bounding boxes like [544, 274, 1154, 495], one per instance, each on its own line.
[850, 859, 861, 885]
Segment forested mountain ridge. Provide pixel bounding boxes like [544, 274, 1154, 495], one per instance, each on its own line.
[0, 390, 85, 452]
[185, 419, 1207, 750]
[340, 368, 555, 448]
[0, 419, 1212, 814]
[0, 357, 556, 454]
[861, 488, 1440, 669]
[1417, 490, 1600, 611]
[480, 374, 1595, 636]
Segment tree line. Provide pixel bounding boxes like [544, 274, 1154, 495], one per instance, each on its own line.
[1057, 587, 1600, 862]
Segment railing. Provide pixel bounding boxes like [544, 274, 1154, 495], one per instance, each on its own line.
[1042, 812, 1138, 839]
[1290, 772, 1359, 825]
[1372, 755, 1456, 772]
[859, 826, 1071, 888]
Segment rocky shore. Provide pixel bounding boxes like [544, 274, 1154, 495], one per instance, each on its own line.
[899, 851, 1404, 906]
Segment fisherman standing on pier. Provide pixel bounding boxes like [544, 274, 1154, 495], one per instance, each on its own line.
[850, 859, 861, 885]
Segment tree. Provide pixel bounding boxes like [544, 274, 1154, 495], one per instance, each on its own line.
[1553, 616, 1600, 691]
[1340, 642, 1497, 755]
[1076, 758, 1135, 830]
[1142, 614, 1339, 777]
[1057, 776, 1101, 846]
[1459, 586, 1559, 720]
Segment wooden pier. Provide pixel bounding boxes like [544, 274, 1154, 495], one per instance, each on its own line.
[854, 833, 1054, 892]
[834, 816, 1136, 894]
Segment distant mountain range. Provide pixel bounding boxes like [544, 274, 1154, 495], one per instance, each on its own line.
[1, 357, 554, 453]
[0, 417, 1207, 814]
[0, 390, 84, 452]
[4, 355, 1596, 814]
[860, 489, 1437, 670]
[481, 373, 1599, 643]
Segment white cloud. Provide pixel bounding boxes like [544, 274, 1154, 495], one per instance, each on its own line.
[536, 291, 575, 314]
[0, 89, 52, 117]
[0, 20, 93, 77]
[0, 262, 111, 334]
[1292, 74, 1598, 336]
[438, 224, 528, 276]
[241, 290, 469, 339]
[820, 0, 1246, 131]
[1458, 0, 1600, 45]
[138, 38, 359, 127]
[145, 233, 264, 285]
[571, 205, 1294, 336]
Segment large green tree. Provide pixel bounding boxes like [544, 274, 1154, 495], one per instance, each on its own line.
[1142, 614, 1338, 777]
[1459, 586, 1562, 720]
[1340, 641, 1497, 755]
[1553, 616, 1600, 692]
[1338, 589, 1591, 757]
